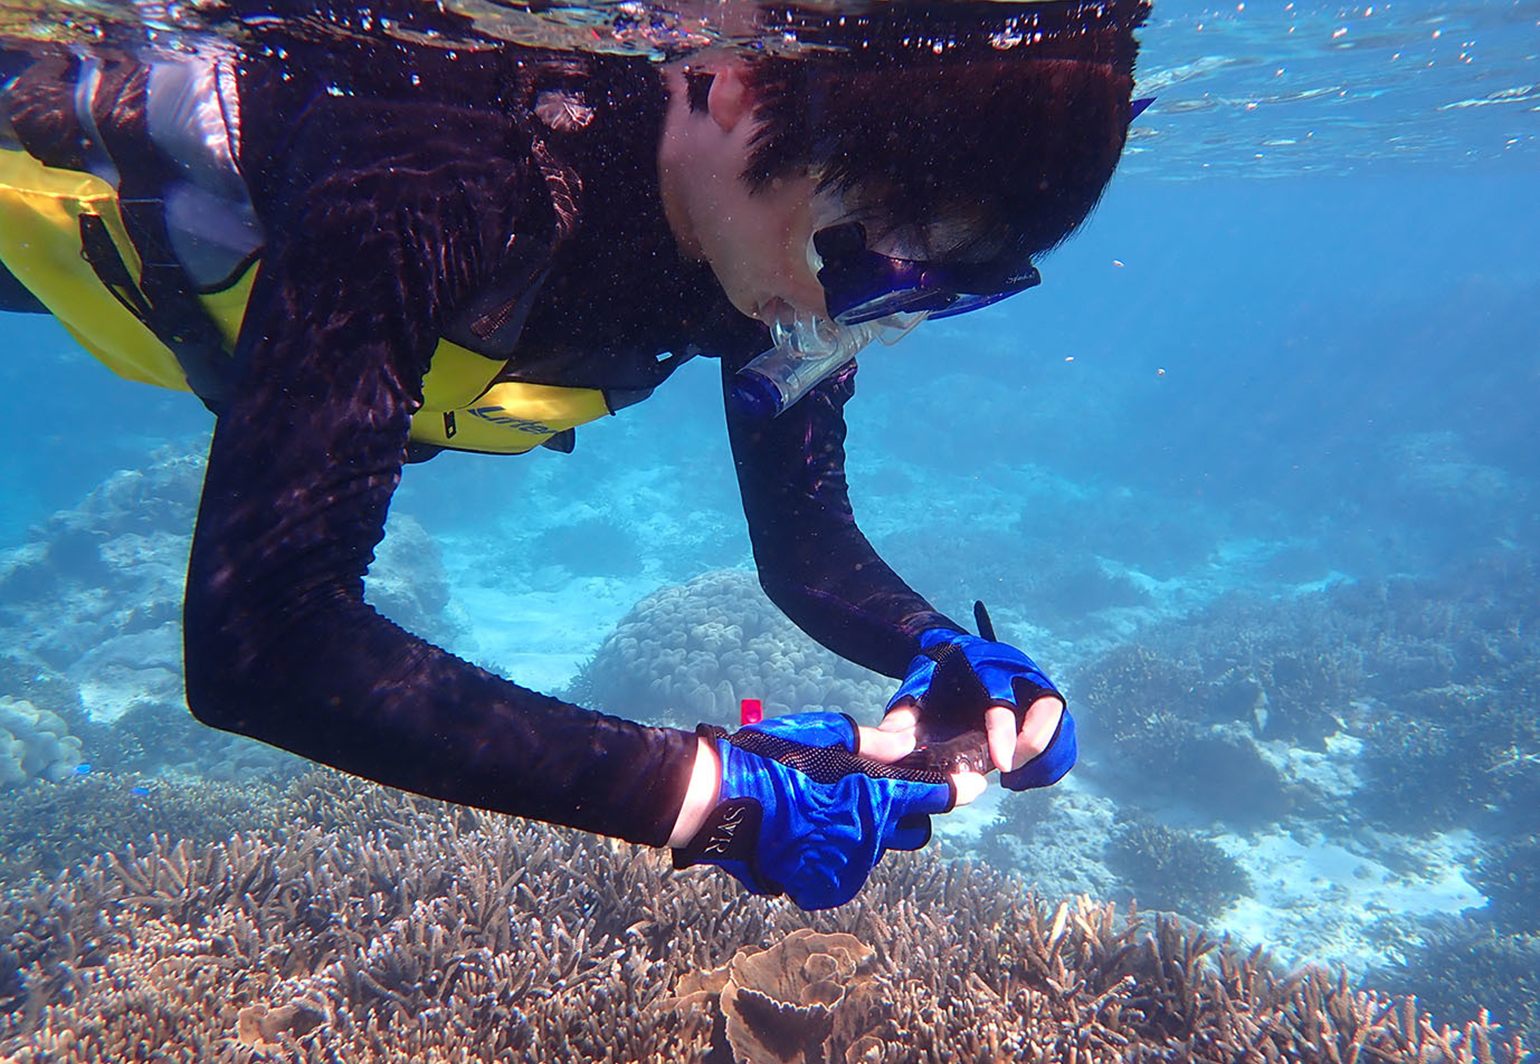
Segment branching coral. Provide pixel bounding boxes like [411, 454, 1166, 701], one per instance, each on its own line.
[1104, 820, 1253, 926]
[571, 569, 891, 727]
[1372, 915, 1540, 1051]
[1360, 692, 1540, 833]
[0, 771, 290, 884]
[1075, 647, 1292, 825]
[1472, 836, 1540, 937]
[0, 772, 1524, 1064]
[1073, 564, 1540, 836]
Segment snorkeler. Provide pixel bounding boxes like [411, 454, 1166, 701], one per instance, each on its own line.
[0, 0, 1145, 909]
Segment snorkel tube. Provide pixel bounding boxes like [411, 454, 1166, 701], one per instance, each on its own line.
[728, 304, 884, 419]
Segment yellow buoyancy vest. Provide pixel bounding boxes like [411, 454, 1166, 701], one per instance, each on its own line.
[0, 147, 612, 455]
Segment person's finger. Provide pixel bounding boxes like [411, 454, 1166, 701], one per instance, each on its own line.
[986, 704, 1018, 773]
[1019, 697, 1066, 759]
[879, 704, 917, 732]
[986, 697, 1068, 772]
[856, 724, 916, 763]
[951, 770, 987, 806]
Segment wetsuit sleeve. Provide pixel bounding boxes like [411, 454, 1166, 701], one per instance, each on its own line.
[722, 355, 963, 680]
[182, 109, 698, 847]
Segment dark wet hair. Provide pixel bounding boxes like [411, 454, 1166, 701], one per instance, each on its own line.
[694, 0, 1148, 266]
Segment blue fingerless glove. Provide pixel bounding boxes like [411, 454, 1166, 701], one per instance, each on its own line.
[889, 627, 1077, 792]
[671, 711, 955, 910]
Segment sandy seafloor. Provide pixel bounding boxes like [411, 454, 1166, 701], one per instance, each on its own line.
[2, 164, 1537, 1023]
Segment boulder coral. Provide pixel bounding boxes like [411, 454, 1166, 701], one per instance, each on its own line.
[0, 771, 1526, 1063]
[572, 569, 892, 727]
[0, 697, 82, 789]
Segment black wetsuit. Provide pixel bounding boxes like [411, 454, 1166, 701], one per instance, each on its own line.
[0, 32, 958, 845]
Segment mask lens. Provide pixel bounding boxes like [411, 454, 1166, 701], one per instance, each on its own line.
[814, 223, 1041, 326]
[876, 310, 929, 345]
[926, 292, 1009, 320]
[832, 287, 956, 326]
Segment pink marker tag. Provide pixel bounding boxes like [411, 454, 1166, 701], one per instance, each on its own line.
[740, 698, 763, 726]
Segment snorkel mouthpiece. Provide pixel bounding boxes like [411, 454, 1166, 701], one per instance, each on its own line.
[729, 305, 879, 419]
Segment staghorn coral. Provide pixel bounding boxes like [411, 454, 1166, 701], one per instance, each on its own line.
[1072, 560, 1540, 836]
[0, 771, 1525, 1064]
[1360, 691, 1540, 833]
[1371, 915, 1540, 1051]
[0, 697, 82, 789]
[1472, 836, 1540, 937]
[0, 772, 291, 885]
[571, 569, 892, 727]
[1104, 820, 1253, 927]
[1075, 647, 1293, 825]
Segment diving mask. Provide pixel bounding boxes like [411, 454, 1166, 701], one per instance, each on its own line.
[729, 221, 1041, 420]
[815, 221, 1042, 326]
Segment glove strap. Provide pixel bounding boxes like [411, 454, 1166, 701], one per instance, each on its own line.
[671, 725, 779, 893]
[671, 796, 763, 868]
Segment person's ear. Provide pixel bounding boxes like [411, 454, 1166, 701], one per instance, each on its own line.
[706, 63, 754, 134]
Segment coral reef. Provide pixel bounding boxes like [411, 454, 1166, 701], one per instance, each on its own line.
[1070, 559, 1540, 837]
[1371, 915, 1540, 1051]
[0, 651, 297, 784]
[1104, 820, 1253, 926]
[0, 772, 1525, 1063]
[78, 699, 300, 781]
[0, 449, 201, 723]
[983, 787, 1126, 904]
[1074, 645, 1295, 825]
[571, 569, 891, 727]
[1359, 688, 1540, 834]
[1472, 836, 1540, 937]
[0, 771, 291, 884]
[876, 520, 1152, 633]
[0, 451, 459, 778]
[0, 697, 82, 789]
[363, 512, 464, 650]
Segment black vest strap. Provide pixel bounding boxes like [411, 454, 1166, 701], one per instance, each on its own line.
[0, 256, 46, 314]
[77, 212, 233, 414]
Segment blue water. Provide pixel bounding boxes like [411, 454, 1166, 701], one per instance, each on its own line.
[1, 0, 1538, 1055]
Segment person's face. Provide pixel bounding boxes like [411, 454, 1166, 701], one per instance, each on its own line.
[694, 166, 831, 325]
[658, 61, 832, 325]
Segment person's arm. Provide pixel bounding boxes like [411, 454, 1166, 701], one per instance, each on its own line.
[721, 354, 964, 680]
[721, 353, 1075, 787]
[183, 102, 699, 846]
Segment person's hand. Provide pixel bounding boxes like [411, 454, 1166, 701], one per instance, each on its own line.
[671, 711, 986, 910]
[880, 622, 1077, 791]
